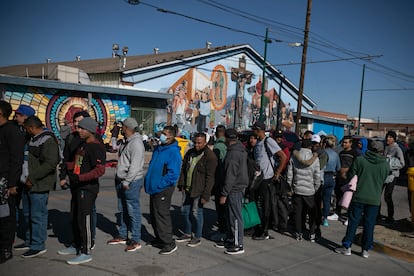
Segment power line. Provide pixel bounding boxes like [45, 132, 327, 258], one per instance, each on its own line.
[274, 54, 382, 66]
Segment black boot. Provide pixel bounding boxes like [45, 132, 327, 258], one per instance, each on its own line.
[0, 247, 13, 264]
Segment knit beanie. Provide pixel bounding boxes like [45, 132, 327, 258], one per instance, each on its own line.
[78, 117, 97, 134]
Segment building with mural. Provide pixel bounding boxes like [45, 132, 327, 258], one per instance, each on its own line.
[0, 44, 317, 143]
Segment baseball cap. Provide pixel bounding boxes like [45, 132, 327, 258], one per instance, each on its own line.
[225, 128, 238, 139]
[274, 129, 283, 138]
[311, 134, 321, 143]
[15, 105, 35, 117]
[250, 121, 266, 131]
[123, 117, 138, 131]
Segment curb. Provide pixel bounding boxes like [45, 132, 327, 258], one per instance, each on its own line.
[373, 240, 414, 263]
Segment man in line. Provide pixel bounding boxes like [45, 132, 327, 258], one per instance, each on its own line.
[176, 132, 217, 247]
[145, 126, 182, 255]
[21, 116, 60, 258]
[59, 117, 106, 265]
[251, 121, 287, 240]
[335, 140, 389, 258]
[107, 118, 145, 252]
[212, 125, 227, 240]
[0, 100, 25, 263]
[328, 136, 358, 223]
[381, 131, 405, 224]
[217, 129, 249, 254]
[58, 111, 98, 247]
[12, 104, 35, 251]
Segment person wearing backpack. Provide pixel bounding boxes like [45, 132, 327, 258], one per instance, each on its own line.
[20, 116, 60, 258]
[250, 121, 287, 240]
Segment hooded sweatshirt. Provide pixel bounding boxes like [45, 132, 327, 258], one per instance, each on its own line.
[116, 132, 145, 186]
[145, 140, 182, 195]
[349, 150, 390, 206]
[222, 140, 249, 196]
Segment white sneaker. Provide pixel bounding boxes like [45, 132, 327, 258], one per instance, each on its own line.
[362, 250, 369, 258]
[327, 213, 339, 221]
[343, 219, 348, 226]
[335, 247, 351, 256]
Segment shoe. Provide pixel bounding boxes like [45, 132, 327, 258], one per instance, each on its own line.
[322, 219, 329, 227]
[147, 239, 163, 248]
[91, 240, 95, 250]
[343, 219, 348, 226]
[225, 246, 244, 255]
[57, 246, 77, 255]
[384, 217, 395, 225]
[21, 249, 47, 258]
[125, 241, 142, 252]
[310, 234, 316, 243]
[175, 234, 191, 243]
[362, 250, 369, 258]
[0, 248, 13, 264]
[67, 253, 92, 265]
[159, 243, 177, 255]
[187, 238, 201, 247]
[214, 241, 225, 249]
[327, 213, 339, 221]
[335, 247, 351, 256]
[107, 237, 127, 245]
[14, 243, 30, 251]
[295, 233, 303, 241]
[252, 233, 270, 240]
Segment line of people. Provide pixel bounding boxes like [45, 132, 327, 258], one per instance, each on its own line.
[1, 100, 409, 265]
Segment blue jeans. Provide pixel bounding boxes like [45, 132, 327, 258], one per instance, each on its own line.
[27, 192, 49, 251]
[116, 178, 143, 242]
[342, 201, 379, 250]
[21, 190, 31, 243]
[181, 193, 203, 239]
[322, 174, 336, 218]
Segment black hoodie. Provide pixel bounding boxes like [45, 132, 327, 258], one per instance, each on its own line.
[222, 140, 249, 196]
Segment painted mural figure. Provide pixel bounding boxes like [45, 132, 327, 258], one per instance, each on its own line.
[196, 88, 211, 132]
[213, 70, 225, 106]
[173, 80, 188, 129]
[281, 103, 294, 131]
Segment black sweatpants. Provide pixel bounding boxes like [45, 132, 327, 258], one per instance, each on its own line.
[0, 195, 16, 252]
[292, 194, 317, 235]
[150, 185, 175, 246]
[72, 189, 96, 255]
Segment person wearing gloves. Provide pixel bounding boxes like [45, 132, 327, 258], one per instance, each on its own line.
[107, 118, 145, 252]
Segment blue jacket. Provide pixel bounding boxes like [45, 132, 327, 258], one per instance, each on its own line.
[145, 140, 182, 195]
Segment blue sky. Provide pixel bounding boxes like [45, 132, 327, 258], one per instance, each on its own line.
[1, 0, 413, 123]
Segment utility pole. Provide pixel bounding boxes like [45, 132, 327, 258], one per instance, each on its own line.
[357, 64, 366, 135]
[259, 28, 270, 124]
[295, 0, 312, 135]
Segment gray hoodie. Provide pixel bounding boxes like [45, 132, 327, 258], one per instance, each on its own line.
[116, 132, 145, 187]
[287, 148, 321, 196]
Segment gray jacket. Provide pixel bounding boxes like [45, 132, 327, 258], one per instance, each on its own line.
[287, 148, 321, 196]
[116, 133, 145, 187]
[384, 142, 405, 177]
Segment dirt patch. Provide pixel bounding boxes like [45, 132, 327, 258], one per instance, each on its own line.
[374, 219, 414, 253]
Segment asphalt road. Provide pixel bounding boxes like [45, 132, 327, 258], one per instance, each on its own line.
[1, 167, 414, 276]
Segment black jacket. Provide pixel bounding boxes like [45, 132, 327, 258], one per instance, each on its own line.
[222, 141, 249, 196]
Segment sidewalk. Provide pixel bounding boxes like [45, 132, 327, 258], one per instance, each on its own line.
[2, 166, 414, 275]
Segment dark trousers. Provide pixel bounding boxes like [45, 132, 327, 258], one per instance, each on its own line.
[150, 185, 175, 246]
[214, 188, 227, 234]
[255, 178, 274, 234]
[225, 191, 244, 247]
[292, 194, 317, 235]
[272, 194, 290, 231]
[334, 184, 345, 217]
[72, 189, 96, 255]
[0, 195, 17, 251]
[382, 178, 396, 219]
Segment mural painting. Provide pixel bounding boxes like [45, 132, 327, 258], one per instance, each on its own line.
[4, 88, 129, 144]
